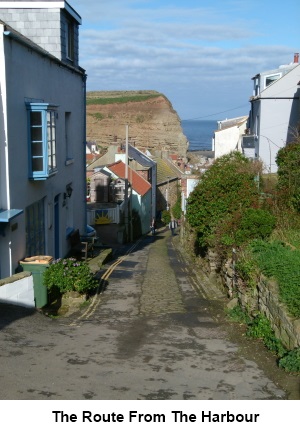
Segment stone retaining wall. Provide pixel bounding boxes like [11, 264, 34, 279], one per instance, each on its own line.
[180, 219, 300, 350]
[220, 258, 300, 350]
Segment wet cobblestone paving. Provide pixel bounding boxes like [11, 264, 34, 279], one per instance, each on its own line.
[0, 228, 299, 399]
[140, 235, 185, 315]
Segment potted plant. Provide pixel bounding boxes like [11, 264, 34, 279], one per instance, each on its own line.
[43, 258, 98, 313]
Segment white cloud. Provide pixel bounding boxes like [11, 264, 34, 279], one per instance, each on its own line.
[71, 0, 299, 118]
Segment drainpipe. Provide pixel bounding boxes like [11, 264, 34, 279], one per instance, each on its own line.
[0, 26, 13, 275]
[125, 125, 129, 181]
[124, 125, 129, 242]
[83, 73, 88, 233]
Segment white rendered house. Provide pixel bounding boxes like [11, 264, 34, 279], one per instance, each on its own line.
[242, 54, 300, 172]
[0, 1, 86, 279]
[103, 161, 152, 236]
[213, 116, 248, 160]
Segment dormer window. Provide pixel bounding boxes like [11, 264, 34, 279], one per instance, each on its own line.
[26, 103, 58, 180]
[265, 73, 281, 88]
[253, 76, 260, 96]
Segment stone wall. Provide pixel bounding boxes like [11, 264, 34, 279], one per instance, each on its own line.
[180, 220, 300, 350]
[220, 258, 300, 350]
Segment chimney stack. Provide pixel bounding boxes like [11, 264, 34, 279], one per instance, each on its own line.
[294, 53, 299, 63]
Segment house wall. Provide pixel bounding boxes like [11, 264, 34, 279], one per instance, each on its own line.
[130, 189, 151, 235]
[0, 27, 86, 278]
[250, 65, 300, 173]
[181, 176, 199, 214]
[0, 28, 8, 212]
[140, 190, 151, 235]
[213, 125, 243, 159]
[156, 179, 179, 214]
[258, 99, 297, 172]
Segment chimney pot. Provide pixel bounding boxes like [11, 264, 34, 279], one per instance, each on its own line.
[294, 53, 299, 63]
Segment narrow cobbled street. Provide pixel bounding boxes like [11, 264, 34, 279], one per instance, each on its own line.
[0, 228, 299, 400]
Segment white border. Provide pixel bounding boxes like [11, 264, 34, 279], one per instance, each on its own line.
[0, 2, 82, 24]
[0, 2, 65, 8]
[1, 400, 298, 429]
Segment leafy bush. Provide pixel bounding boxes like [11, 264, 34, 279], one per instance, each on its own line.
[279, 348, 300, 373]
[251, 240, 300, 318]
[43, 258, 97, 295]
[161, 210, 171, 225]
[264, 336, 287, 358]
[186, 152, 263, 251]
[276, 142, 300, 211]
[235, 251, 258, 289]
[236, 208, 276, 242]
[246, 313, 286, 357]
[246, 313, 273, 339]
[228, 307, 287, 359]
[226, 305, 251, 324]
[172, 192, 182, 220]
[215, 208, 276, 249]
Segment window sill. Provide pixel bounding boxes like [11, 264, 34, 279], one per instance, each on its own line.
[0, 209, 23, 222]
[65, 158, 74, 166]
[29, 169, 57, 180]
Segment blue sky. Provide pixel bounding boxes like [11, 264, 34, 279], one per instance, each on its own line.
[71, 0, 299, 120]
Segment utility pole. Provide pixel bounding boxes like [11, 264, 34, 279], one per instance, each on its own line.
[166, 176, 170, 211]
[124, 125, 129, 242]
[129, 157, 133, 242]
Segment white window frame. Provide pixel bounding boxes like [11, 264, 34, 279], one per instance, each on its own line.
[264, 73, 282, 88]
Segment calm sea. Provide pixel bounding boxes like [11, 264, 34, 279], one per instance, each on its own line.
[181, 119, 217, 151]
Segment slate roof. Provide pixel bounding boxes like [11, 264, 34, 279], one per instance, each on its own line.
[151, 156, 182, 185]
[107, 161, 151, 197]
[215, 116, 248, 132]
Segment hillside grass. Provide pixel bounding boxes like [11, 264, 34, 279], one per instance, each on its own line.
[86, 91, 163, 106]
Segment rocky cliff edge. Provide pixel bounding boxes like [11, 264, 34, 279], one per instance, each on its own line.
[86, 90, 188, 157]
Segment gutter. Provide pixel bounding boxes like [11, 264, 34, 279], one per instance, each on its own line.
[250, 96, 300, 101]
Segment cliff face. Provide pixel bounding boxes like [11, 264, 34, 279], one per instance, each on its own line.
[86, 91, 188, 157]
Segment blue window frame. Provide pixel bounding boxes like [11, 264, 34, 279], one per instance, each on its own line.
[26, 103, 58, 180]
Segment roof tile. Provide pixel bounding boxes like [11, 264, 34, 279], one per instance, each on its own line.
[107, 160, 151, 196]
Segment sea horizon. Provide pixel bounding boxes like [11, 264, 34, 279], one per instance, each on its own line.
[181, 119, 217, 152]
